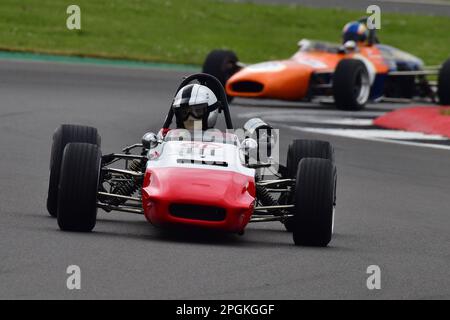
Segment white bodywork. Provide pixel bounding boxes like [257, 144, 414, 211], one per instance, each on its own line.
[147, 135, 255, 178]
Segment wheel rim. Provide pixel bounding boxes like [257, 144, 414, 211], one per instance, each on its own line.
[354, 69, 370, 105]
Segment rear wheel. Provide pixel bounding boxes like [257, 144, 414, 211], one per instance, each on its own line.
[292, 158, 335, 247]
[47, 125, 100, 217]
[202, 49, 240, 103]
[286, 140, 334, 177]
[438, 58, 450, 105]
[333, 59, 370, 110]
[57, 143, 101, 232]
[283, 140, 334, 231]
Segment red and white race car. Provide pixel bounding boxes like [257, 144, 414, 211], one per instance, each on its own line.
[46, 74, 337, 246]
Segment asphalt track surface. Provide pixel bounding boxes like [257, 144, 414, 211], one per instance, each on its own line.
[1, 59, 449, 299]
[244, 0, 450, 16]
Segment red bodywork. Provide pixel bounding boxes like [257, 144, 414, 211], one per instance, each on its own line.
[141, 167, 256, 232]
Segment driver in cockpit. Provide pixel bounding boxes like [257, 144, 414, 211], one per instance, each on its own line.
[171, 83, 219, 130]
[158, 83, 220, 139]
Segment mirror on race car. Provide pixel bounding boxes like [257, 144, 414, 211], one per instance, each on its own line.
[297, 38, 311, 49]
[240, 138, 258, 155]
[243, 118, 271, 135]
[142, 132, 159, 149]
[243, 117, 276, 159]
[343, 40, 357, 52]
[240, 137, 273, 169]
[240, 138, 258, 167]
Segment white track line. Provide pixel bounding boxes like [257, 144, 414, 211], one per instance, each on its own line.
[285, 125, 450, 151]
[236, 109, 386, 119]
[298, 127, 447, 140]
[240, 114, 374, 126]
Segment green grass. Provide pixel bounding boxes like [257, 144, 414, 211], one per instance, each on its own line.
[0, 0, 449, 65]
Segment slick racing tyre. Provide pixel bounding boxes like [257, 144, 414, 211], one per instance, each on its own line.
[333, 59, 370, 111]
[202, 49, 240, 103]
[283, 140, 335, 232]
[286, 140, 334, 177]
[438, 58, 450, 105]
[57, 143, 101, 232]
[47, 124, 101, 217]
[292, 158, 336, 247]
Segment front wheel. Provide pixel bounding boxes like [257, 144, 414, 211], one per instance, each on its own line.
[333, 59, 370, 111]
[283, 139, 334, 231]
[57, 143, 101, 232]
[47, 124, 101, 217]
[292, 158, 336, 247]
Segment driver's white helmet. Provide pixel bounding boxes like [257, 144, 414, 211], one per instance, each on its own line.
[172, 84, 220, 130]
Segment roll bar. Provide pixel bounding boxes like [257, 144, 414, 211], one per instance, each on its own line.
[162, 73, 233, 129]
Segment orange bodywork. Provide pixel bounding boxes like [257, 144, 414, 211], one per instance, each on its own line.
[226, 44, 390, 101]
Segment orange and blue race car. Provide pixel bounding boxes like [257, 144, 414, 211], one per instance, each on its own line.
[203, 20, 450, 110]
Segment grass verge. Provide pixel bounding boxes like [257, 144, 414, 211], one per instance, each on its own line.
[0, 0, 449, 65]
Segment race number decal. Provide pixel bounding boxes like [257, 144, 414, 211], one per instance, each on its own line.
[179, 142, 221, 158]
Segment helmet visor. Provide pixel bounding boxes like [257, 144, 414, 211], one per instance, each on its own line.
[175, 103, 208, 121]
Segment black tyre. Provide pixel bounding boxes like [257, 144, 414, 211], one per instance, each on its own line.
[292, 158, 335, 247]
[57, 143, 101, 232]
[283, 139, 334, 231]
[47, 124, 101, 217]
[286, 140, 334, 177]
[202, 49, 240, 103]
[333, 59, 370, 110]
[438, 58, 450, 105]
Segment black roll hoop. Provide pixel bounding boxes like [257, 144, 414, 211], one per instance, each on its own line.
[163, 73, 233, 130]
